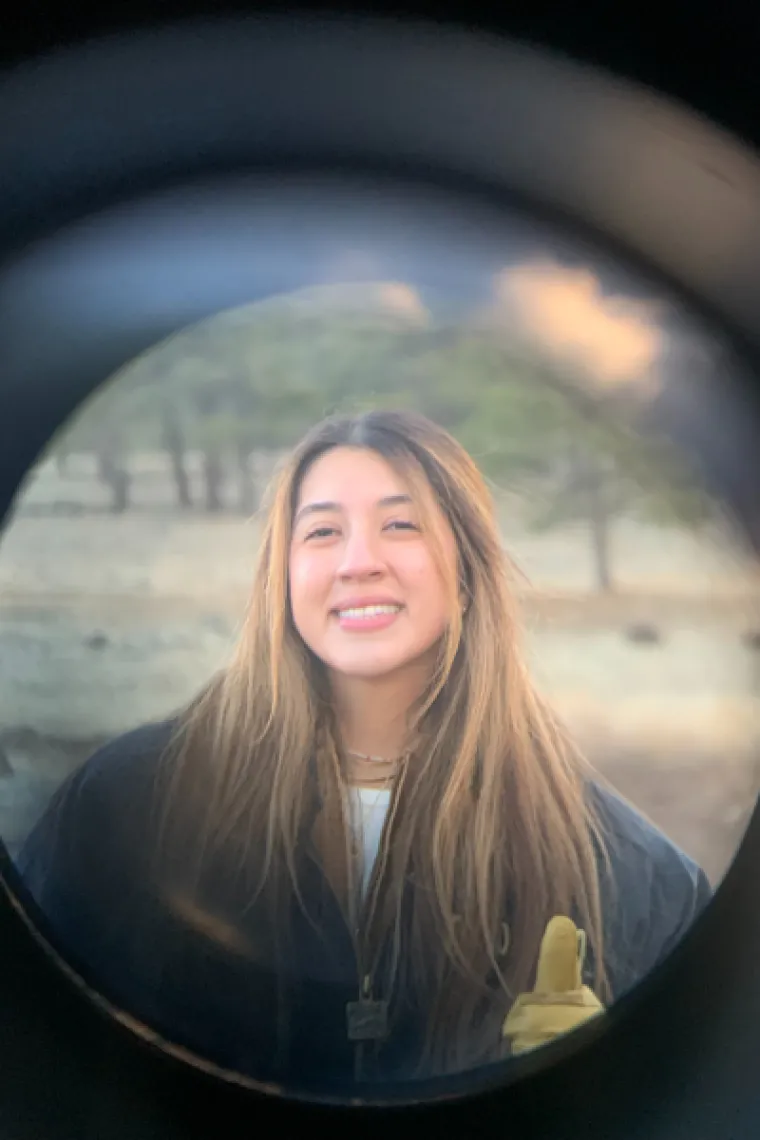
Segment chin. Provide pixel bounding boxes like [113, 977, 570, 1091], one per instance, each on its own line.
[335, 664, 403, 680]
[329, 655, 411, 680]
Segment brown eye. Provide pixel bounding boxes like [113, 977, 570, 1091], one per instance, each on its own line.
[305, 525, 338, 540]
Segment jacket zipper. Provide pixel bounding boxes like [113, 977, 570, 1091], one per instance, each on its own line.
[349, 777, 399, 1081]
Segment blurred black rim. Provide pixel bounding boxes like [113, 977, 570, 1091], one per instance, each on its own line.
[1, 10, 759, 1121]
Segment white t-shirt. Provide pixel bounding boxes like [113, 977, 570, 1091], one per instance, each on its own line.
[349, 786, 392, 898]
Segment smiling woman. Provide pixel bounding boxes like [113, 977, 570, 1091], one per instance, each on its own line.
[13, 406, 710, 1094]
[290, 445, 456, 733]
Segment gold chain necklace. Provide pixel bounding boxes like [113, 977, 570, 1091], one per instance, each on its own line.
[345, 748, 403, 788]
[346, 748, 397, 765]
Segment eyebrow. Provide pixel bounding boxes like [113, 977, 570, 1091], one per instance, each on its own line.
[294, 494, 413, 526]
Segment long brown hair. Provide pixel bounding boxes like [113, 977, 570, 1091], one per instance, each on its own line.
[157, 409, 612, 1077]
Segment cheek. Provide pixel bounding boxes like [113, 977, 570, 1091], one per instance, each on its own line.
[288, 552, 329, 623]
[287, 555, 309, 624]
[404, 550, 452, 617]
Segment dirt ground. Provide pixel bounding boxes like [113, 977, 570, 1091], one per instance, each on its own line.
[0, 485, 758, 886]
[593, 746, 757, 884]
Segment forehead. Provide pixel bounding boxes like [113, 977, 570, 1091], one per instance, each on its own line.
[295, 446, 410, 506]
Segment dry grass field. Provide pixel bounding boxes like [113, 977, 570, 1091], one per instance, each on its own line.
[1, 457, 759, 885]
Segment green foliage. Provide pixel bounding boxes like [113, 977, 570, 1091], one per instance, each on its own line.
[47, 289, 711, 562]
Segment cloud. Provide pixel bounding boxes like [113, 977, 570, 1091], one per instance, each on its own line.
[240, 278, 430, 326]
[493, 260, 663, 392]
[377, 282, 429, 323]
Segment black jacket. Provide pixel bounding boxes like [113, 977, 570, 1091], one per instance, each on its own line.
[15, 720, 711, 1095]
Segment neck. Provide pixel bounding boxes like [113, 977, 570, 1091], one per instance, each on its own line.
[330, 665, 429, 760]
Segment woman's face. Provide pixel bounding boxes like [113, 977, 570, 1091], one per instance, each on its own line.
[288, 446, 458, 684]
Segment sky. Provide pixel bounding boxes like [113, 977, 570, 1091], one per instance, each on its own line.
[491, 259, 664, 392]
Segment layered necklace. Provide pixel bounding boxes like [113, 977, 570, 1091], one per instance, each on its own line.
[345, 748, 403, 788]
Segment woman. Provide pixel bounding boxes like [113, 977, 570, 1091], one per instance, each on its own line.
[17, 409, 710, 1093]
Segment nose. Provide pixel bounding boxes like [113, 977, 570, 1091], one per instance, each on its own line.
[336, 525, 386, 580]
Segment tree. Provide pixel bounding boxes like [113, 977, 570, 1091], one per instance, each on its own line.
[159, 398, 193, 510]
[385, 326, 711, 592]
[51, 378, 136, 512]
[95, 436, 131, 513]
[36, 284, 713, 587]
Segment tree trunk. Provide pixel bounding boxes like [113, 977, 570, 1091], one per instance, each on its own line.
[236, 443, 256, 515]
[170, 450, 193, 510]
[193, 386, 228, 514]
[96, 449, 131, 514]
[585, 463, 614, 593]
[160, 406, 193, 509]
[566, 442, 615, 593]
[588, 489, 613, 591]
[202, 451, 224, 513]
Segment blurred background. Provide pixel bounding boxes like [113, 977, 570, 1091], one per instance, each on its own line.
[1, 260, 758, 882]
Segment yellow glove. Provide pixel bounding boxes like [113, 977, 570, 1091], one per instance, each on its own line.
[502, 916, 605, 1055]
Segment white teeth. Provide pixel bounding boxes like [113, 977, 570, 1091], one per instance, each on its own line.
[338, 605, 401, 619]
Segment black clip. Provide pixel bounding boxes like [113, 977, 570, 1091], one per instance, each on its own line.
[346, 976, 389, 1042]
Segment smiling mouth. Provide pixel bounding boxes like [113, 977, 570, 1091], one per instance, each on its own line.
[335, 604, 403, 619]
